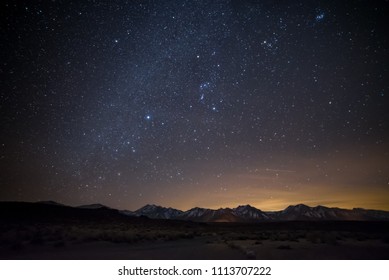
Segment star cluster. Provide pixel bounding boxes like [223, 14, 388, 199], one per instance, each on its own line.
[1, 0, 388, 210]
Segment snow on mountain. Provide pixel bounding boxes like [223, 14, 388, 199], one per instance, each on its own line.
[279, 204, 336, 220]
[180, 207, 209, 218]
[179, 207, 240, 222]
[179, 205, 270, 222]
[277, 204, 389, 221]
[34, 201, 389, 222]
[233, 205, 271, 220]
[134, 204, 183, 219]
[120, 203, 389, 222]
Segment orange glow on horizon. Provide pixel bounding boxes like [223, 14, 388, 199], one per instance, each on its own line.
[160, 184, 389, 212]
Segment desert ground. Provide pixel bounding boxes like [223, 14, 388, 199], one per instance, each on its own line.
[1, 202, 388, 260]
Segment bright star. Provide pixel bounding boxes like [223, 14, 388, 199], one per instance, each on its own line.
[200, 82, 210, 90]
[316, 13, 325, 21]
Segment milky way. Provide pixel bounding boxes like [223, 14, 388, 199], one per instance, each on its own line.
[1, 0, 388, 210]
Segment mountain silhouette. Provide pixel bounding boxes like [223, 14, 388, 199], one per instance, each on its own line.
[2, 201, 389, 223]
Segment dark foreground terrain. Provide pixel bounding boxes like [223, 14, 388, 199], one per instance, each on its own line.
[1, 202, 388, 260]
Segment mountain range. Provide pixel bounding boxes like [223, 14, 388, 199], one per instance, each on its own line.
[123, 203, 389, 222]
[2, 201, 388, 223]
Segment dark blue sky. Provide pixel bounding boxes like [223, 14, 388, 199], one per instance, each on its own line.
[1, 0, 388, 210]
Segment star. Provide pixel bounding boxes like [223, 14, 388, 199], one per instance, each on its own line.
[316, 13, 325, 21]
[1, 0, 387, 213]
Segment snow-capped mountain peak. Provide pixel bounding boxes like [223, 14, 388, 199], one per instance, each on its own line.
[120, 203, 389, 222]
[134, 204, 183, 219]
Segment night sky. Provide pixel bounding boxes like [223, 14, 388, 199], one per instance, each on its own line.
[1, 0, 388, 211]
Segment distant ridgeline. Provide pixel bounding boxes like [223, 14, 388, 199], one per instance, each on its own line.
[127, 203, 389, 222]
[1, 201, 388, 223]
